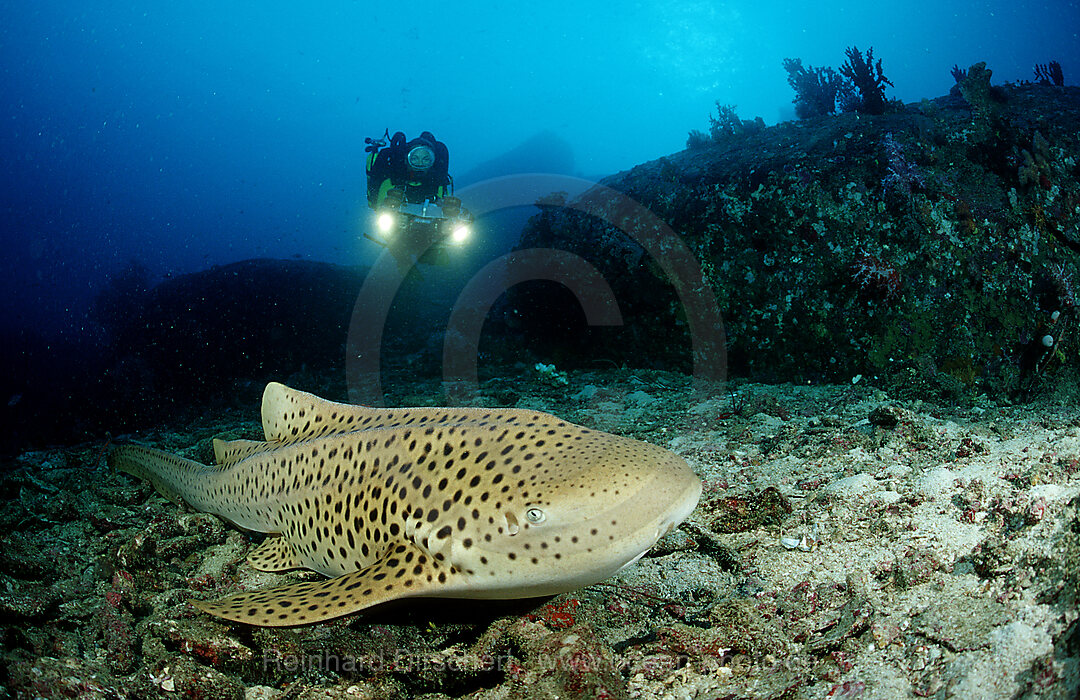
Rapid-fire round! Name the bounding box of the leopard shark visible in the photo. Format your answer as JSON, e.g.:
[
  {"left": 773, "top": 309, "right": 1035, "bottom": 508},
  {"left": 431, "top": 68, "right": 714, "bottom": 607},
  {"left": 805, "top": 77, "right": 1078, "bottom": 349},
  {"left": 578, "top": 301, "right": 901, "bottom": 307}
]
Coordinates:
[{"left": 110, "top": 382, "right": 701, "bottom": 626}]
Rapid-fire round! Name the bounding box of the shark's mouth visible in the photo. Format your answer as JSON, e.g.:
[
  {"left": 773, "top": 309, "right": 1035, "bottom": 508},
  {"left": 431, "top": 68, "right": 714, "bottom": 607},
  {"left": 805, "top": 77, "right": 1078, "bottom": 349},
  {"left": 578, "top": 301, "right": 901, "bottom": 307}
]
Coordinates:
[
  {"left": 614, "top": 549, "right": 649, "bottom": 574},
  {"left": 656, "top": 476, "right": 702, "bottom": 539},
  {"left": 610, "top": 476, "right": 702, "bottom": 576},
  {"left": 641, "top": 475, "right": 702, "bottom": 552}
]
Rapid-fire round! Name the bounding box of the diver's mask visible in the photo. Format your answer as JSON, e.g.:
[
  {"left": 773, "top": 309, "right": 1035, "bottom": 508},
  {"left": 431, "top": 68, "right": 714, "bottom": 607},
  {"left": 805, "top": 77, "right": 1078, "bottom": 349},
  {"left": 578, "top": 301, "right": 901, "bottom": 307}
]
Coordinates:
[{"left": 407, "top": 144, "right": 436, "bottom": 173}]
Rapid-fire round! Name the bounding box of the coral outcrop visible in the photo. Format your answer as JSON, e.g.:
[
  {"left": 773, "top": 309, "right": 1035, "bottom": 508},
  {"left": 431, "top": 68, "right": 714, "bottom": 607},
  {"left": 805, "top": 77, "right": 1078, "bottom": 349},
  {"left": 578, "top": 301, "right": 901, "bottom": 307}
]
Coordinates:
[{"left": 503, "top": 82, "right": 1080, "bottom": 402}]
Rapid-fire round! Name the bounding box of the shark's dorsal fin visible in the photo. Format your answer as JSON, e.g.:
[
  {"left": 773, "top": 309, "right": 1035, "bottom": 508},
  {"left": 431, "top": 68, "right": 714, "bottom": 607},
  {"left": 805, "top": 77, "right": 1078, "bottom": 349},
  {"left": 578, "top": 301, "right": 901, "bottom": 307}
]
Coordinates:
[
  {"left": 261, "top": 382, "right": 374, "bottom": 443},
  {"left": 262, "top": 382, "right": 583, "bottom": 446},
  {"left": 212, "top": 438, "right": 268, "bottom": 467}
]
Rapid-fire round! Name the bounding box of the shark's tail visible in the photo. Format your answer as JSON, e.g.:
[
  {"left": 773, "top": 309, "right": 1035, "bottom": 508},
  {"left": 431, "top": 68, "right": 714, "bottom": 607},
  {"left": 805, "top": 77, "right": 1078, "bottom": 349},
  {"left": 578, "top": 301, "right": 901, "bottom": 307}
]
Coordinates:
[{"left": 109, "top": 444, "right": 212, "bottom": 508}]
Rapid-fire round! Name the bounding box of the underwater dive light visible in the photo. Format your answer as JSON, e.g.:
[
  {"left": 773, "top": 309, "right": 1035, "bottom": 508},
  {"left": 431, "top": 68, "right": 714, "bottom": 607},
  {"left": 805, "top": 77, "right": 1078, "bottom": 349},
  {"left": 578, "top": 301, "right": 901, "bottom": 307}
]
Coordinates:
[
  {"left": 376, "top": 211, "right": 396, "bottom": 235},
  {"left": 450, "top": 223, "right": 471, "bottom": 245}
]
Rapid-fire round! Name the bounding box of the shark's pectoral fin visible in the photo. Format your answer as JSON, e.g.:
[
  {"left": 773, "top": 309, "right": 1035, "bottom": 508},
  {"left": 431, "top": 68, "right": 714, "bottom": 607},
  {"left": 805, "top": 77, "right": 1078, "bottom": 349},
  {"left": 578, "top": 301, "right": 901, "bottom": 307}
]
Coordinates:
[
  {"left": 246, "top": 536, "right": 304, "bottom": 572},
  {"left": 193, "top": 541, "right": 459, "bottom": 626}
]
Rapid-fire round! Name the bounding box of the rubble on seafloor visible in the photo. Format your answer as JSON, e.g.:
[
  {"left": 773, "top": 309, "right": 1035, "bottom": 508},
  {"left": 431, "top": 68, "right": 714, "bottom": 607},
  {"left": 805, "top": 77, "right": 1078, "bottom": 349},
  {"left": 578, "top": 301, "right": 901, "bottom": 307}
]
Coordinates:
[{"left": 1, "top": 368, "right": 1078, "bottom": 699}]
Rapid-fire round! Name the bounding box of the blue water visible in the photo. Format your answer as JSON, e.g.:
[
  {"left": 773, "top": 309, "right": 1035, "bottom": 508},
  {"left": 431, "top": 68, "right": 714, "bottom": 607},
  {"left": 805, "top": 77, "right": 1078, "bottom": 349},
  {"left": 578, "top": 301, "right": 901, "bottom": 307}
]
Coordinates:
[{"left": 3, "top": 1, "right": 1079, "bottom": 337}]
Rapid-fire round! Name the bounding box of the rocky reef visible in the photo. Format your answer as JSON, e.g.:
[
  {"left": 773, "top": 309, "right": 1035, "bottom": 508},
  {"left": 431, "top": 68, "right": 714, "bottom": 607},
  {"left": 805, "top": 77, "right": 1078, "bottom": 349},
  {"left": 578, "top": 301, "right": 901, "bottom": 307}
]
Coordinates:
[
  {"left": 2, "top": 259, "right": 370, "bottom": 454},
  {"left": 506, "top": 80, "right": 1080, "bottom": 403},
  {"left": 100, "top": 258, "right": 369, "bottom": 401}
]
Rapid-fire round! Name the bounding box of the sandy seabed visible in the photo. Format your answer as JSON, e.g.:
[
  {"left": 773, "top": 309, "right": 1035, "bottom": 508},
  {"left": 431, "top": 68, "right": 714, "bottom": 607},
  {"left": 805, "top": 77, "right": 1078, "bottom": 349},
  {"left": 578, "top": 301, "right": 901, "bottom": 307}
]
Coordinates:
[{"left": 2, "top": 371, "right": 1077, "bottom": 699}]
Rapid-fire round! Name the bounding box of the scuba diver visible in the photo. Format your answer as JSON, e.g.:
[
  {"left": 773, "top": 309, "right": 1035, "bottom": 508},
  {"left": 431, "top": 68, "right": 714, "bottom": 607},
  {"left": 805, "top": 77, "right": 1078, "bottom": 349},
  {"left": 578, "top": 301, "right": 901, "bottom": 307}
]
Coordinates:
[
  {"left": 364, "top": 130, "right": 472, "bottom": 271},
  {"left": 366, "top": 130, "right": 449, "bottom": 208}
]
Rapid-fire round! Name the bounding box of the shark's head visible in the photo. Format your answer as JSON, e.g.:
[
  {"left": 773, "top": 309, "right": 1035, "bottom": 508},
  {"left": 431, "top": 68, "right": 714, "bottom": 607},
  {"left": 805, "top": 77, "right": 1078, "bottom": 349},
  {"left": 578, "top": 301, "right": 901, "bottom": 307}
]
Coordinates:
[{"left": 443, "top": 427, "right": 702, "bottom": 598}]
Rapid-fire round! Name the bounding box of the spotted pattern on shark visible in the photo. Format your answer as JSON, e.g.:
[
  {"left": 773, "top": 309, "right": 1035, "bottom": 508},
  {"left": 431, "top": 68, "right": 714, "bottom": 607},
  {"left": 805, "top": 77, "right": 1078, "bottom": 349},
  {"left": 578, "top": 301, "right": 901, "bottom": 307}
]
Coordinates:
[{"left": 110, "top": 382, "right": 701, "bottom": 626}]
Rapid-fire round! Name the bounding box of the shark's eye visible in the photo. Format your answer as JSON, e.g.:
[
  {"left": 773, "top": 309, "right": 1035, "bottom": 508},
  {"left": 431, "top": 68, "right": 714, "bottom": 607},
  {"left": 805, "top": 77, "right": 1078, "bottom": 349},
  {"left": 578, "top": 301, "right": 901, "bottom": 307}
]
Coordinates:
[{"left": 525, "top": 507, "right": 546, "bottom": 524}]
